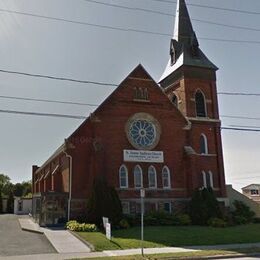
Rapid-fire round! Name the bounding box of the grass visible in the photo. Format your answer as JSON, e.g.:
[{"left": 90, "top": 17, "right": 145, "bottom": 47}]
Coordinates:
[{"left": 77, "top": 224, "right": 260, "bottom": 251}]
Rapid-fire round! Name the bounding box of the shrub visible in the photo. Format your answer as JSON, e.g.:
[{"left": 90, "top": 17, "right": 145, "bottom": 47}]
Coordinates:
[
  {"left": 0, "top": 189, "right": 3, "bottom": 213},
  {"left": 253, "top": 217, "right": 260, "bottom": 223},
  {"left": 86, "top": 176, "right": 122, "bottom": 227},
  {"left": 190, "top": 188, "right": 222, "bottom": 225},
  {"left": 66, "top": 220, "right": 97, "bottom": 232},
  {"left": 177, "top": 214, "right": 192, "bottom": 226},
  {"left": 232, "top": 200, "right": 255, "bottom": 224},
  {"left": 208, "top": 217, "right": 227, "bottom": 228},
  {"left": 6, "top": 191, "right": 14, "bottom": 213},
  {"left": 119, "top": 219, "right": 130, "bottom": 229}
]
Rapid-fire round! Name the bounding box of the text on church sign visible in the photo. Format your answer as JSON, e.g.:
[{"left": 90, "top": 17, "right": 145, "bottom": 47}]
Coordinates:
[{"left": 123, "top": 150, "right": 164, "bottom": 163}]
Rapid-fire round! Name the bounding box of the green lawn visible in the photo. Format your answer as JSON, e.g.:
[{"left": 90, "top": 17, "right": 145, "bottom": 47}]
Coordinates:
[{"left": 77, "top": 224, "right": 260, "bottom": 251}]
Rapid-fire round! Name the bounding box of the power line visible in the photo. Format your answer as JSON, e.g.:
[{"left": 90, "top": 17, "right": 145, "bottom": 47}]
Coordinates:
[
  {"left": 221, "top": 127, "right": 260, "bottom": 132},
  {"left": 0, "top": 109, "right": 87, "bottom": 120},
  {"left": 221, "top": 115, "right": 260, "bottom": 121},
  {"left": 0, "top": 95, "right": 98, "bottom": 107},
  {"left": 148, "top": 0, "right": 260, "bottom": 15},
  {"left": 218, "top": 92, "right": 260, "bottom": 97},
  {"left": 0, "top": 69, "right": 117, "bottom": 87},
  {"left": 84, "top": 0, "right": 260, "bottom": 33},
  {"left": 0, "top": 8, "right": 260, "bottom": 44}
]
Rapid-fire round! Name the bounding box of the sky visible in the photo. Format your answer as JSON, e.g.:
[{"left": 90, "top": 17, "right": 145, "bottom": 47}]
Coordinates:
[{"left": 0, "top": 0, "right": 260, "bottom": 192}]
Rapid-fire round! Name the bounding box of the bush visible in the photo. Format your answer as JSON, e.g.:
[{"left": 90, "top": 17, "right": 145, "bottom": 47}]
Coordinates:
[
  {"left": 86, "top": 176, "right": 122, "bottom": 227},
  {"left": 232, "top": 200, "right": 255, "bottom": 224},
  {"left": 208, "top": 218, "right": 227, "bottom": 228},
  {"left": 253, "top": 217, "right": 260, "bottom": 223},
  {"left": 66, "top": 220, "right": 97, "bottom": 232},
  {"left": 119, "top": 219, "right": 130, "bottom": 229},
  {"left": 190, "top": 188, "right": 222, "bottom": 225},
  {"left": 176, "top": 214, "right": 192, "bottom": 226}
]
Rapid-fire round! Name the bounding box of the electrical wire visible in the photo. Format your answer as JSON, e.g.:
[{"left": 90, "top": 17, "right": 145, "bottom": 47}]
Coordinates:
[
  {"left": 0, "top": 8, "right": 259, "bottom": 44},
  {"left": 148, "top": 0, "right": 260, "bottom": 15},
  {"left": 83, "top": 0, "right": 260, "bottom": 32}
]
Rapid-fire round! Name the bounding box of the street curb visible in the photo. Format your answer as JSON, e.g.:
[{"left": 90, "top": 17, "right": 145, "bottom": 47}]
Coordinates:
[
  {"left": 69, "top": 230, "right": 95, "bottom": 252},
  {"left": 20, "top": 227, "right": 44, "bottom": 234}
]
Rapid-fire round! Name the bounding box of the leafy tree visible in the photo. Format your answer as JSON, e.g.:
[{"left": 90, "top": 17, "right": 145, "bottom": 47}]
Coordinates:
[
  {"left": 6, "top": 191, "right": 14, "bottom": 213},
  {"left": 86, "top": 176, "right": 122, "bottom": 227},
  {"left": 232, "top": 200, "right": 255, "bottom": 224},
  {"left": 13, "top": 181, "right": 32, "bottom": 197},
  {"left": 190, "top": 188, "right": 222, "bottom": 225},
  {"left": 0, "top": 188, "right": 3, "bottom": 213},
  {"left": 0, "top": 174, "right": 12, "bottom": 196}
]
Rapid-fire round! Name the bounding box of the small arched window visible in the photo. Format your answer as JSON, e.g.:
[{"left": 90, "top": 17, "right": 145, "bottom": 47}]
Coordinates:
[
  {"left": 172, "top": 94, "right": 178, "bottom": 107},
  {"left": 162, "top": 166, "right": 171, "bottom": 189},
  {"left": 202, "top": 171, "right": 213, "bottom": 188},
  {"left": 119, "top": 165, "right": 128, "bottom": 188},
  {"left": 134, "top": 165, "right": 143, "bottom": 189},
  {"left": 195, "top": 90, "right": 207, "bottom": 117},
  {"left": 148, "top": 165, "right": 157, "bottom": 189},
  {"left": 200, "top": 134, "right": 208, "bottom": 154}
]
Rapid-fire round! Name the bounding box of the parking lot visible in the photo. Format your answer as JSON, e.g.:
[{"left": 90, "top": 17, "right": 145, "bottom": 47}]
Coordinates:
[{"left": 0, "top": 214, "right": 56, "bottom": 256}]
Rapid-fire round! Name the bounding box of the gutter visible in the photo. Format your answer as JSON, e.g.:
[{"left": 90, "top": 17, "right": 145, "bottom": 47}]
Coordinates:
[{"left": 63, "top": 150, "right": 73, "bottom": 221}]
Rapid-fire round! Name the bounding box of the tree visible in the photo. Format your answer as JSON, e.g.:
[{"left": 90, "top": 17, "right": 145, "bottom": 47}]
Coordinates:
[
  {"left": 0, "top": 174, "right": 12, "bottom": 196},
  {"left": 6, "top": 191, "right": 14, "bottom": 214},
  {"left": 13, "top": 181, "right": 32, "bottom": 197},
  {"left": 86, "top": 176, "right": 122, "bottom": 227},
  {"left": 0, "top": 187, "right": 3, "bottom": 213},
  {"left": 190, "top": 188, "right": 222, "bottom": 225},
  {"left": 232, "top": 200, "right": 255, "bottom": 224}
]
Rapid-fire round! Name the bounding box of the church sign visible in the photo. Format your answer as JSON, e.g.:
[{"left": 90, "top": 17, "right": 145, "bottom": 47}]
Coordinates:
[{"left": 123, "top": 150, "right": 164, "bottom": 163}]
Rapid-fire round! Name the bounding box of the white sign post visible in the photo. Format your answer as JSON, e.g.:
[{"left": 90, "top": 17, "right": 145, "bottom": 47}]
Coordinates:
[{"left": 106, "top": 223, "right": 111, "bottom": 240}]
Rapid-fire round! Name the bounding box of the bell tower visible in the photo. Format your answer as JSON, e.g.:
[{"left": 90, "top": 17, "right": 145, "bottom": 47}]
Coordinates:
[{"left": 159, "top": 0, "right": 226, "bottom": 197}]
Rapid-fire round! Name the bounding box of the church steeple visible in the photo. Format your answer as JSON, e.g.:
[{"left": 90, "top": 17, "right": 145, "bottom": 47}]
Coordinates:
[{"left": 159, "top": 0, "right": 217, "bottom": 84}]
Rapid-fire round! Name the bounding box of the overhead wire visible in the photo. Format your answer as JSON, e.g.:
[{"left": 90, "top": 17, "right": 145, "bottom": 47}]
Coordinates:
[
  {"left": 83, "top": 0, "right": 260, "bottom": 33},
  {"left": 0, "top": 7, "right": 259, "bottom": 44}
]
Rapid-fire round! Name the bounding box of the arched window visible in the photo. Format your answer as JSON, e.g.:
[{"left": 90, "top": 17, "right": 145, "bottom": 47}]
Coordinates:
[
  {"left": 202, "top": 171, "right": 213, "bottom": 188},
  {"left": 119, "top": 165, "right": 128, "bottom": 188},
  {"left": 195, "top": 90, "right": 207, "bottom": 117},
  {"left": 200, "top": 134, "right": 208, "bottom": 154},
  {"left": 148, "top": 165, "right": 157, "bottom": 189},
  {"left": 134, "top": 165, "right": 143, "bottom": 189},
  {"left": 162, "top": 166, "right": 171, "bottom": 189},
  {"left": 172, "top": 94, "right": 178, "bottom": 107}
]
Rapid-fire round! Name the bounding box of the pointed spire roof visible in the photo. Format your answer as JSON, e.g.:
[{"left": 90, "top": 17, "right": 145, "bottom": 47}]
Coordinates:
[{"left": 159, "top": 0, "right": 218, "bottom": 83}]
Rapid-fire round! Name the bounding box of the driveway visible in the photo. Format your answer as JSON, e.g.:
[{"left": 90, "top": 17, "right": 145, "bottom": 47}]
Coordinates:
[{"left": 0, "top": 214, "right": 56, "bottom": 256}]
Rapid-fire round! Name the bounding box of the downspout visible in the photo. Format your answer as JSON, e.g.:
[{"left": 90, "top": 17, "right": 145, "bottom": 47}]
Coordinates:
[{"left": 63, "top": 151, "right": 72, "bottom": 221}]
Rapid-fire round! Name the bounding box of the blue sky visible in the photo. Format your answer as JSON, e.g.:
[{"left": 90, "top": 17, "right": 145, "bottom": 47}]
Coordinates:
[{"left": 0, "top": 0, "right": 260, "bottom": 192}]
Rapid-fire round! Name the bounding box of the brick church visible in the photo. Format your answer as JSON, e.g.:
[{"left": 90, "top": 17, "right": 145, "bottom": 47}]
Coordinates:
[{"left": 32, "top": 0, "right": 227, "bottom": 226}]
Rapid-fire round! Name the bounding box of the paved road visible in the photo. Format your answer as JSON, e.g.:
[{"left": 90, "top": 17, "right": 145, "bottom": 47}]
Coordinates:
[{"left": 0, "top": 214, "right": 56, "bottom": 256}]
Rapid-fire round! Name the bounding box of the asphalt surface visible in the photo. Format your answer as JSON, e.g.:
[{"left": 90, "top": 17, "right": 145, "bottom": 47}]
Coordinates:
[{"left": 0, "top": 214, "right": 56, "bottom": 256}]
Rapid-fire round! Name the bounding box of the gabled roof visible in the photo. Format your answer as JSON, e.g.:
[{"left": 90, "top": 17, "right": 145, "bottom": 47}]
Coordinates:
[
  {"left": 242, "top": 184, "right": 260, "bottom": 190},
  {"left": 159, "top": 0, "right": 218, "bottom": 83}
]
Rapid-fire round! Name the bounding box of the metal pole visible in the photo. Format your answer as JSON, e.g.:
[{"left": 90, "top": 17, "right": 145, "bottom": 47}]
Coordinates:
[{"left": 141, "top": 189, "right": 144, "bottom": 257}]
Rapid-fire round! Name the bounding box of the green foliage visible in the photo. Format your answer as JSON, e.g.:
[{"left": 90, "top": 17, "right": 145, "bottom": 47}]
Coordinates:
[
  {"left": 86, "top": 176, "right": 122, "bottom": 227},
  {"left": 0, "top": 188, "right": 3, "bottom": 213},
  {"left": 253, "top": 217, "right": 260, "bottom": 223},
  {"left": 13, "top": 181, "right": 32, "bottom": 197},
  {"left": 6, "top": 191, "right": 14, "bottom": 213},
  {"left": 232, "top": 200, "right": 255, "bottom": 225},
  {"left": 177, "top": 214, "right": 192, "bottom": 226},
  {"left": 0, "top": 174, "right": 12, "bottom": 196},
  {"left": 190, "top": 188, "right": 222, "bottom": 225},
  {"left": 208, "top": 218, "right": 227, "bottom": 228},
  {"left": 119, "top": 219, "right": 130, "bottom": 229},
  {"left": 66, "top": 220, "right": 97, "bottom": 232}
]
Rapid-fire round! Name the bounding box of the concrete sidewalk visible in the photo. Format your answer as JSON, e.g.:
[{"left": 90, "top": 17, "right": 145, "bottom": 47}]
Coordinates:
[{"left": 19, "top": 217, "right": 91, "bottom": 254}]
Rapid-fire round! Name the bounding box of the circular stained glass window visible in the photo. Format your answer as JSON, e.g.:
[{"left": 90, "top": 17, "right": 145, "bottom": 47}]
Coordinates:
[
  {"left": 126, "top": 113, "right": 161, "bottom": 150},
  {"left": 129, "top": 120, "right": 156, "bottom": 148}
]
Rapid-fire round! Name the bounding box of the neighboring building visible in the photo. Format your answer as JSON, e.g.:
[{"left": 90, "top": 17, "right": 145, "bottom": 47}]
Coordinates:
[
  {"left": 226, "top": 185, "right": 260, "bottom": 217},
  {"left": 242, "top": 184, "right": 260, "bottom": 204},
  {"left": 32, "top": 0, "right": 227, "bottom": 226},
  {"left": 14, "top": 197, "right": 32, "bottom": 215}
]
